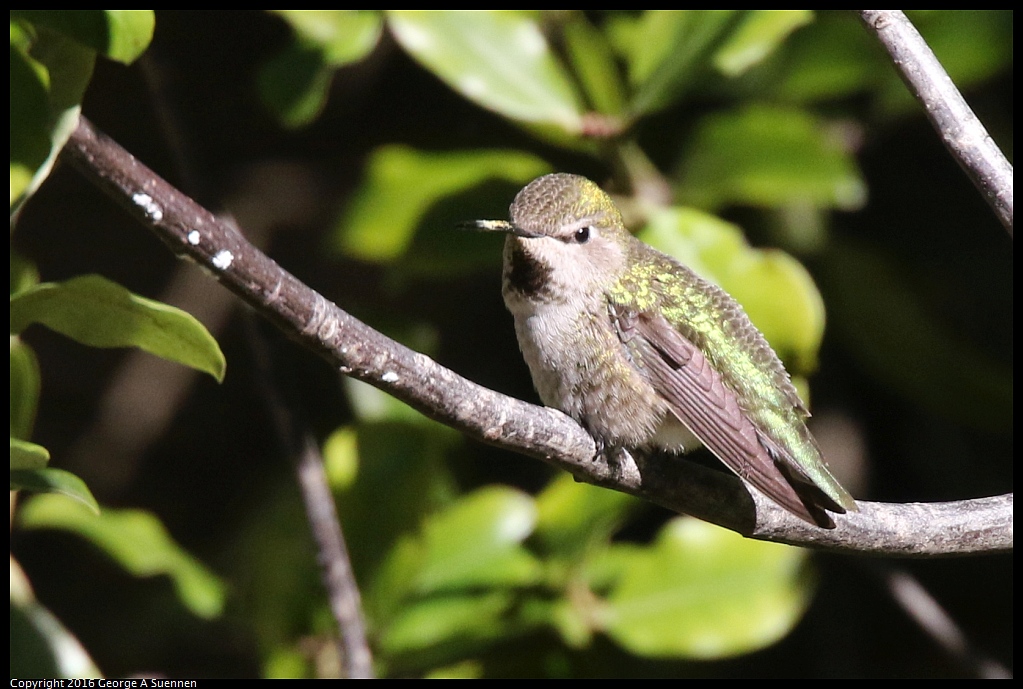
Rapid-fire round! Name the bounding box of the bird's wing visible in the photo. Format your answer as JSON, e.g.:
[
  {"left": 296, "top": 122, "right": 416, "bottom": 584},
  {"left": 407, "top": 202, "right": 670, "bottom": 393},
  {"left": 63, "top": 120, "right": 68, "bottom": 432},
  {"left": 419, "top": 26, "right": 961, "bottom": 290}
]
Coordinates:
[{"left": 613, "top": 306, "right": 835, "bottom": 527}]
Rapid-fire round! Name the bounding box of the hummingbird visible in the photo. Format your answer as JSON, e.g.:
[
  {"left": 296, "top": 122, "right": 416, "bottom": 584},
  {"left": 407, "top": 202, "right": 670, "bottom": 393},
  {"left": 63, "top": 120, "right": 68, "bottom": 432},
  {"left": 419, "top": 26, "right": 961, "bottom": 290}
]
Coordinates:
[{"left": 470, "top": 173, "right": 856, "bottom": 528}]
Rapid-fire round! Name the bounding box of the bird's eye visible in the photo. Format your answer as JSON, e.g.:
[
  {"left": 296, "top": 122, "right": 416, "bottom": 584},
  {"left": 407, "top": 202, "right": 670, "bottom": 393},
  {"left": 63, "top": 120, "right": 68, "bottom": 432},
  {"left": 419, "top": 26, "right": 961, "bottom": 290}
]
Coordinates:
[{"left": 574, "top": 226, "right": 592, "bottom": 243}]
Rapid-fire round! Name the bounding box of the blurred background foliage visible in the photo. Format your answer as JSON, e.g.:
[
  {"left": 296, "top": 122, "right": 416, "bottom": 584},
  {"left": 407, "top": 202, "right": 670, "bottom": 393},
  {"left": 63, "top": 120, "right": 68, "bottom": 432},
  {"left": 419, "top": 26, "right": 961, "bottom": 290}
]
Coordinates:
[{"left": 10, "top": 10, "right": 1012, "bottom": 678}]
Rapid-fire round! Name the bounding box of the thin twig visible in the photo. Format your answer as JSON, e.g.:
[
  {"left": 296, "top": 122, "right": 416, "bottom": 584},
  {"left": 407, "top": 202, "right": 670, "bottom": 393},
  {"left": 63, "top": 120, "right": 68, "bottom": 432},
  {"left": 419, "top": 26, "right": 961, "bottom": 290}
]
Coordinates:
[
  {"left": 295, "top": 435, "right": 375, "bottom": 678},
  {"left": 863, "top": 564, "right": 1012, "bottom": 678},
  {"left": 246, "top": 316, "right": 374, "bottom": 679},
  {"left": 60, "top": 116, "right": 1012, "bottom": 556},
  {"left": 136, "top": 53, "right": 375, "bottom": 675},
  {"left": 858, "top": 10, "right": 1013, "bottom": 236}
]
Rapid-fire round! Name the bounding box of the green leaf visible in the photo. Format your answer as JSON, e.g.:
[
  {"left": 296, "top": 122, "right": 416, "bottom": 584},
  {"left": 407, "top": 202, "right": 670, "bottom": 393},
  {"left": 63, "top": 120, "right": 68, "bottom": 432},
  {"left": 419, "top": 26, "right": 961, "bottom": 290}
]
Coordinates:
[
  {"left": 10, "top": 275, "right": 226, "bottom": 382},
  {"left": 772, "top": 12, "right": 879, "bottom": 102},
  {"left": 11, "top": 10, "right": 154, "bottom": 64},
  {"left": 414, "top": 486, "right": 541, "bottom": 594},
  {"left": 271, "top": 10, "right": 382, "bottom": 65},
  {"left": 10, "top": 252, "right": 41, "bottom": 296},
  {"left": 11, "top": 557, "right": 101, "bottom": 678},
  {"left": 387, "top": 11, "right": 585, "bottom": 133},
  {"left": 602, "top": 518, "right": 811, "bottom": 659},
  {"left": 257, "top": 42, "right": 335, "bottom": 129},
  {"left": 379, "top": 591, "right": 518, "bottom": 657},
  {"left": 321, "top": 425, "right": 359, "bottom": 491},
  {"left": 19, "top": 495, "right": 227, "bottom": 619},
  {"left": 344, "top": 377, "right": 437, "bottom": 426},
  {"left": 11, "top": 467, "right": 98, "bottom": 514},
  {"left": 677, "top": 104, "right": 866, "bottom": 212},
  {"left": 367, "top": 487, "right": 542, "bottom": 662},
  {"left": 10, "top": 337, "right": 41, "bottom": 439},
  {"left": 10, "top": 37, "right": 56, "bottom": 207},
  {"left": 615, "top": 10, "right": 738, "bottom": 116},
  {"left": 533, "top": 473, "right": 638, "bottom": 559},
  {"left": 876, "top": 11, "right": 1015, "bottom": 115},
  {"left": 560, "top": 13, "right": 627, "bottom": 116},
  {"left": 712, "top": 10, "right": 812, "bottom": 77},
  {"left": 333, "top": 145, "right": 549, "bottom": 264},
  {"left": 639, "top": 206, "right": 825, "bottom": 371},
  {"left": 10, "top": 26, "right": 93, "bottom": 211},
  {"left": 335, "top": 421, "right": 460, "bottom": 618},
  {"left": 10, "top": 437, "right": 50, "bottom": 470},
  {"left": 774, "top": 11, "right": 1012, "bottom": 110},
  {"left": 223, "top": 485, "right": 324, "bottom": 663},
  {"left": 424, "top": 660, "right": 484, "bottom": 680},
  {"left": 911, "top": 11, "right": 1013, "bottom": 90},
  {"left": 260, "top": 11, "right": 383, "bottom": 127},
  {"left": 11, "top": 11, "right": 153, "bottom": 209}
]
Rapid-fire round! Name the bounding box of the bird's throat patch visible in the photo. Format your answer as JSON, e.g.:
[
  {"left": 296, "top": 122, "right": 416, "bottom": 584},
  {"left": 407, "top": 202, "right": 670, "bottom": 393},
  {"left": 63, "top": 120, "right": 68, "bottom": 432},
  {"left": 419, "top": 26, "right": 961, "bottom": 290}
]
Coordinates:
[{"left": 506, "top": 242, "right": 554, "bottom": 301}]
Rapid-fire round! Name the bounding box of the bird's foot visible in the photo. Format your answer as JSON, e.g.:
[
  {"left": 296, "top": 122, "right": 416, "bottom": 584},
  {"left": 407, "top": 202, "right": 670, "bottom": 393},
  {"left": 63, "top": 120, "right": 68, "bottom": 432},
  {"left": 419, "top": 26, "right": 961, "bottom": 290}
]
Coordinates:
[{"left": 593, "top": 440, "right": 635, "bottom": 483}]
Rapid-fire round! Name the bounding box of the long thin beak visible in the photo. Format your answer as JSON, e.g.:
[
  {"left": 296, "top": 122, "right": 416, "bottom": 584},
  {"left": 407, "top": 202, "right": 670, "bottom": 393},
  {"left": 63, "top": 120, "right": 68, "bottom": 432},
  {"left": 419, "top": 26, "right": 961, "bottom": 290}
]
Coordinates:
[{"left": 460, "top": 219, "right": 542, "bottom": 239}]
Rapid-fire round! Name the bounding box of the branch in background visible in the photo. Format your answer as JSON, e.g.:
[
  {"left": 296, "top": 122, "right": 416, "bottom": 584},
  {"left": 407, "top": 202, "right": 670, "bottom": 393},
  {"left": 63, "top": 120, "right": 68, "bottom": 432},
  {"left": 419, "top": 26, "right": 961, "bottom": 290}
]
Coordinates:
[
  {"left": 294, "top": 435, "right": 374, "bottom": 678},
  {"left": 139, "top": 46, "right": 375, "bottom": 674},
  {"left": 858, "top": 10, "right": 1014, "bottom": 236},
  {"left": 60, "top": 117, "right": 1012, "bottom": 556},
  {"left": 246, "top": 315, "right": 374, "bottom": 679},
  {"left": 863, "top": 564, "right": 1012, "bottom": 678}
]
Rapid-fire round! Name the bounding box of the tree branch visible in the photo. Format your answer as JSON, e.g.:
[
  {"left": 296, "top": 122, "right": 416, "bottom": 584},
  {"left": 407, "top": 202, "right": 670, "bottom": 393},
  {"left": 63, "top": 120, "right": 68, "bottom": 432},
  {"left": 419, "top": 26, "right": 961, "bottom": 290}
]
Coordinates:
[
  {"left": 59, "top": 116, "right": 1012, "bottom": 556},
  {"left": 858, "top": 10, "right": 1013, "bottom": 236}
]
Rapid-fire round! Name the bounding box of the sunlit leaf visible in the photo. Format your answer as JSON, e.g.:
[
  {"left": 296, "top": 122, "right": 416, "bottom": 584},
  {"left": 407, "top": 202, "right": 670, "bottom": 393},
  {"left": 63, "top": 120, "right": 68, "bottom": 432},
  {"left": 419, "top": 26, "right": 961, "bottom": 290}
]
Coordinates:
[
  {"left": 367, "top": 486, "right": 538, "bottom": 616},
  {"left": 561, "top": 13, "right": 626, "bottom": 116},
  {"left": 10, "top": 275, "right": 226, "bottom": 382},
  {"left": 602, "top": 518, "right": 811, "bottom": 659},
  {"left": 10, "top": 438, "right": 50, "bottom": 470},
  {"left": 533, "top": 473, "right": 638, "bottom": 558},
  {"left": 344, "top": 377, "right": 438, "bottom": 426},
  {"left": 388, "top": 11, "right": 585, "bottom": 132},
  {"left": 10, "top": 38, "right": 56, "bottom": 207},
  {"left": 640, "top": 206, "right": 825, "bottom": 371},
  {"left": 677, "top": 105, "right": 866, "bottom": 212},
  {"left": 10, "top": 337, "right": 41, "bottom": 439},
  {"left": 713, "top": 10, "right": 812, "bottom": 77},
  {"left": 367, "top": 488, "right": 542, "bottom": 662},
  {"left": 425, "top": 660, "right": 484, "bottom": 679},
  {"left": 11, "top": 467, "right": 98, "bottom": 514},
  {"left": 414, "top": 486, "right": 541, "bottom": 594},
  {"left": 726, "top": 250, "right": 825, "bottom": 373},
  {"left": 321, "top": 426, "right": 359, "bottom": 491},
  {"left": 773, "top": 11, "right": 1012, "bottom": 111},
  {"left": 260, "top": 11, "right": 383, "bottom": 127},
  {"left": 271, "top": 10, "right": 382, "bottom": 65},
  {"left": 11, "top": 12, "right": 152, "bottom": 209},
  {"left": 773, "top": 12, "right": 878, "bottom": 102},
  {"left": 10, "top": 26, "right": 92, "bottom": 210},
  {"left": 19, "top": 495, "right": 227, "bottom": 619},
  {"left": 379, "top": 590, "right": 517, "bottom": 657},
  {"left": 10, "top": 252, "right": 41, "bottom": 296},
  {"left": 11, "top": 10, "right": 154, "bottom": 64},
  {"left": 334, "top": 145, "right": 548, "bottom": 263},
  {"left": 340, "top": 421, "right": 460, "bottom": 616},
  {"left": 615, "top": 10, "right": 737, "bottom": 116},
  {"left": 263, "top": 647, "right": 313, "bottom": 680}
]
